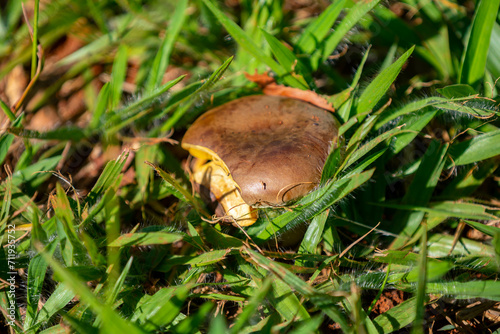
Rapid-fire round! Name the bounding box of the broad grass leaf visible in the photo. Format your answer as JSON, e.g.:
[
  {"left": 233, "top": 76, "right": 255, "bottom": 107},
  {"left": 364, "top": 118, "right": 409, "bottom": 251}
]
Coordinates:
[
  {"left": 295, "top": 0, "right": 346, "bottom": 55},
  {"left": 426, "top": 281, "right": 500, "bottom": 301},
  {"left": 389, "top": 107, "right": 438, "bottom": 155},
  {"left": 448, "top": 129, "right": 500, "bottom": 166},
  {"left": 11, "top": 155, "right": 61, "bottom": 189},
  {"left": 437, "top": 84, "right": 477, "bottom": 98},
  {"left": 464, "top": 220, "right": 500, "bottom": 238},
  {"left": 262, "top": 30, "right": 310, "bottom": 89},
  {"left": 106, "top": 75, "right": 186, "bottom": 134},
  {"left": 89, "top": 82, "right": 110, "bottom": 129},
  {"left": 297, "top": 209, "right": 329, "bottom": 267},
  {"left": 201, "top": 0, "right": 304, "bottom": 88},
  {"left": 208, "top": 315, "right": 230, "bottom": 334},
  {"left": 110, "top": 45, "right": 128, "bottom": 109},
  {"left": 390, "top": 141, "right": 448, "bottom": 249},
  {"left": 131, "top": 285, "right": 191, "bottom": 331},
  {"left": 156, "top": 249, "right": 236, "bottom": 271},
  {"left": 230, "top": 278, "right": 271, "bottom": 333},
  {"left": 159, "top": 56, "right": 233, "bottom": 132},
  {"left": 37, "top": 246, "right": 147, "bottom": 334},
  {"left": 173, "top": 302, "right": 213, "bottom": 334},
  {"left": 26, "top": 283, "right": 75, "bottom": 332},
  {"left": 108, "top": 232, "right": 184, "bottom": 247},
  {"left": 459, "top": 0, "right": 500, "bottom": 87},
  {"left": 373, "top": 297, "right": 417, "bottom": 333},
  {"left": 0, "top": 114, "right": 21, "bottom": 165},
  {"left": 314, "top": 0, "right": 381, "bottom": 70},
  {"left": 85, "top": 151, "right": 128, "bottom": 207},
  {"left": 8, "top": 127, "right": 87, "bottom": 142},
  {"left": 355, "top": 46, "right": 414, "bottom": 118},
  {"left": 256, "top": 169, "right": 374, "bottom": 241},
  {"left": 486, "top": 22, "right": 500, "bottom": 86},
  {"left": 439, "top": 160, "right": 498, "bottom": 199},
  {"left": 23, "top": 241, "right": 58, "bottom": 331},
  {"left": 425, "top": 234, "right": 494, "bottom": 258},
  {"left": 145, "top": 0, "right": 188, "bottom": 93}
]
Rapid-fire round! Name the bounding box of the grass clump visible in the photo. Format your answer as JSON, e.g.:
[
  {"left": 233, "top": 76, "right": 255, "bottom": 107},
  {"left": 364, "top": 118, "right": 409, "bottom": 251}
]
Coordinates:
[{"left": 1, "top": 0, "right": 500, "bottom": 333}]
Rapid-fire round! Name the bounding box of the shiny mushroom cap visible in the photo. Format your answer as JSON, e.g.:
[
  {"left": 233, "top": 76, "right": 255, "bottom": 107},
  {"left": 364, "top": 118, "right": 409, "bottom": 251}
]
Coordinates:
[{"left": 182, "top": 95, "right": 339, "bottom": 225}]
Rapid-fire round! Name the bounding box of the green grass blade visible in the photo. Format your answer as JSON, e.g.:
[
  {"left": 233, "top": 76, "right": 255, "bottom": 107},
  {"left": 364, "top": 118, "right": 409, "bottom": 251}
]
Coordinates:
[
  {"left": 440, "top": 160, "right": 498, "bottom": 199},
  {"left": 230, "top": 277, "right": 272, "bottom": 333},
  {"left": 256, "top": 169, "right": 374, "bottom": 241},
  {"left": 343, "top": 125, "right": 407, "bottom": 170},
  {"left": 464, "top": 220, "right": 500, "bottom": 238},
  {"left": 372, "top": 297, "right": 417, "bottom": 333},
  {"left": 448, "top": 129, "right": 500, "bottom": 166},
  {"left": 145, "top": 0, "right": 188, "bottom": 93},
  {"left": 145, "top": 162, "right": 206, "bottom": 215},
  {"left": 377, "top": 201, "right": 498, "bottom": 221},
  {"left": 131, "top": 285, "right": 191, "bottom": 331},
  {"left": 61, "top": 314, "right": 98, "bottom": 334},
  {"left": 30, "top": 0, "right": 39, "bottom": 79},
  {"left": 24, "top": 241, "right": 58, "bottom": 331},
  {"left": 28, "top": 283, "right": 75, "bottom": 331},
  {"left": 459, "top": 0, "right": 500, "bottom": 87},
  {"left": 173, "top": 302, "right": 213, "bottom": 334},
  {"left": 80, "top": 186, "right": 116, "bottom": 228},
  {"left": 411, "top": 225, "right": 427, "bottom": 334},
  {"left": 390, "top": 141, "right": 449, "bottom": 248},
  {"left": 389, "top": 108, "right": 438, "bottom": 155},
  {"left": 296, "top": 209, "right": 329, "bottom": 266},
  {"left": 201, "top": 0, "right": 304, "bottom": 88},
  {"left": 245, "top": 249, "right": 351, "bottom": 330},
  {"left": 436, "top": 84, "right": 477, "bottom": 98},
  {"left": 85, "top": 151, "right": 128, "bottom": 206},
  {"left": 425, "top": 281, "right": 500, "bottom": 300},
  {"left": 261, "top": 30, "right": 310, "bottom": 89},
  {"left": 355, "top": 46, "right": 414, "bottom": 117},
  {"left": 110, "top": 45, "right": 128, "bottom": 109},
  {"left": 0, "top": 98, "right": 16, "bottom": 121},
  {"left": 374, "top": 96, "right": 447, "bottom": 130},
  {"left": 106, "top": 74, "right": 186, "bottom": 134},
  {"left": 12, "top": 155, "right": 61, "bottom": 188},
  {"left": 36, "top": 245, "right": 147, "bottom": 334},
  {"left": 159, "top": 57, "right": 233, "bottom": 132},
  {"left": 0, "top": 170, "right": 12, "bottom": 224},
  {"left": 320, "top": 146, "right": 342, "bottom": 184},
  {"left": 0, "top": 116, "right": 18, "bottom": 165},
  {"left": 295, "top": 0, "right": 346, "bottom": 55},
  {"left": 108, "top": 232, "right": 184, "bottom": 247},
  {"left": 486, "top": 22, "right": 500, "bottom": 88},
  {"left": 89, "top": 82, "right": 110, "bottom": 129},
  {"left": 8, "top": 126, "right": 87, "bottom": 142},
  {"left": 314, "top": 0, "right": 381, "bottom": 70},
  {"left": 106, "top": 256, "right": 133, "bottom": 305}
]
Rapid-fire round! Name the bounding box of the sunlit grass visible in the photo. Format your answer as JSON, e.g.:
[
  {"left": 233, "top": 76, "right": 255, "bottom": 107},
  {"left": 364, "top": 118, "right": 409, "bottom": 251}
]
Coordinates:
[{"left": 1, "top": 0, "right": 500, "bottom": 333}]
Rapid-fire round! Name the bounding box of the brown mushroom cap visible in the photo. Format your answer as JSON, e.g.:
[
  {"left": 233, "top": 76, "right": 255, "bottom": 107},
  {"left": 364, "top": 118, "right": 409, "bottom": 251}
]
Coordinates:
[{"left": 182, "top": 95, "right": 339, "bottom": 207}]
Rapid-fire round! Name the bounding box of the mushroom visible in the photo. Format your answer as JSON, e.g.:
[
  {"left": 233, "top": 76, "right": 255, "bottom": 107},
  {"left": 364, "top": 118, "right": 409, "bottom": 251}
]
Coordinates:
[{"left": 181, "top": 95, "right": 339, "bottom": 226}]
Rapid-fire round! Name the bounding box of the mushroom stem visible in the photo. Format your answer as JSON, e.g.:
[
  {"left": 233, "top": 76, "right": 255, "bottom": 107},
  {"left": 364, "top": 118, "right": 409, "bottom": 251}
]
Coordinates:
[{"left": 191, "top": 158, "right": 258, "bottom": 226}]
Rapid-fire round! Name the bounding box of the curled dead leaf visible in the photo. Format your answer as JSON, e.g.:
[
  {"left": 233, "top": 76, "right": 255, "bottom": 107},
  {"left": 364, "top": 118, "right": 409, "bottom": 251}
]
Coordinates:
[{"left": 244, "top": 71, "right": 335, "bottom": 112}]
